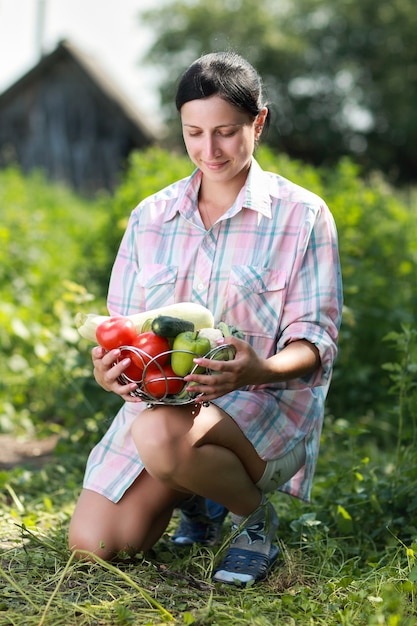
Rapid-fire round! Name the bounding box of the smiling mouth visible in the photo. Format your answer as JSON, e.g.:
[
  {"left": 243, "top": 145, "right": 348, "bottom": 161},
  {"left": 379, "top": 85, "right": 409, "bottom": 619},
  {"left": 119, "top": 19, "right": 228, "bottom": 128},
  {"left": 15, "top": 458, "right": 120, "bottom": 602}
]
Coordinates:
[{"left": 204, "top": 161, "right": 228, "bottom": 169}]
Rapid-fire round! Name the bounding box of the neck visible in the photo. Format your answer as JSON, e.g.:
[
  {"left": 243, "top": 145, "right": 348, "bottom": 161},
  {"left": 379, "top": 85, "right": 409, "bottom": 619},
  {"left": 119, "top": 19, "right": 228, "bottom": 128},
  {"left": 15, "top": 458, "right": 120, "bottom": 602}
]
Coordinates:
[
  {"left": 199, "top": 171, "right": 248, "bottom": 209},
  {"left": 198, "top": 164, "right": 250, "bottom": 228},
  {"left": 198, "top": 193, "right": 229, "bottom": 229}
]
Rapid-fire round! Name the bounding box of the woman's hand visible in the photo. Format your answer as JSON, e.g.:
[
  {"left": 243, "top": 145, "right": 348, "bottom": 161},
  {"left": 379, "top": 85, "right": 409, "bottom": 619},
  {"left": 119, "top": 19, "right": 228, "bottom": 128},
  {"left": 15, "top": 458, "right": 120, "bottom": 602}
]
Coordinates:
[
  {"left": 182, "top": 337, "right": 266, "bottom": 402},
  {"left": 92, "top": 346, "right": 142, "bottom": 403},
  {"left": 183, "top": 336, "right": 320, "bottom": 402}
]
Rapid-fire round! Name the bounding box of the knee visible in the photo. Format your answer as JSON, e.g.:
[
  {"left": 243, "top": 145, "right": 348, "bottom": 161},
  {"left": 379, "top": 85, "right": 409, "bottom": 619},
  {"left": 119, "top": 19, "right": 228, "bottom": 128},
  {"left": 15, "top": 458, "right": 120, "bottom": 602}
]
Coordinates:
[
  {"left": 68, "top": 528, "right": 101, "bottom": 561},
  {"left": 131, "top": 410, "right": 191, "bottom": 484},
  {"left": 68, "top": 518, "right": 116, "bottom": 561}
]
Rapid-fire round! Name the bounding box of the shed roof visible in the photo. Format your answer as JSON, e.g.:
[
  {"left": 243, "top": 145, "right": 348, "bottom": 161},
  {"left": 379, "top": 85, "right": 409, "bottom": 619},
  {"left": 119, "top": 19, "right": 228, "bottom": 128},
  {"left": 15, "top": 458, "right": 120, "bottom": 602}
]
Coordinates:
[{"left": 0, "top": 38, "right": 160, "bottom": 143}]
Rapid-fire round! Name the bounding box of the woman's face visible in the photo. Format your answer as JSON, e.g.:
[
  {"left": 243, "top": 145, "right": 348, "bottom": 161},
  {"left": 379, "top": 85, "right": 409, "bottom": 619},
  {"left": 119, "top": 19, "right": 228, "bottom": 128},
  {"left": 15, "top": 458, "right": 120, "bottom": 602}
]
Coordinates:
[{"left": 180, "top": 95, "right": 266, "bottom": 186}]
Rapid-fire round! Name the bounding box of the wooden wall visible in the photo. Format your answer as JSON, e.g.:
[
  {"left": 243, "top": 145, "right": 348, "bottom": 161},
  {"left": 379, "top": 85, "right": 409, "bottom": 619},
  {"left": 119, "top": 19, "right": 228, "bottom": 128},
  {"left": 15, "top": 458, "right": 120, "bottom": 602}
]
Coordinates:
[{"left": 0, "top": 50, "right": 154, "bottom": 194}]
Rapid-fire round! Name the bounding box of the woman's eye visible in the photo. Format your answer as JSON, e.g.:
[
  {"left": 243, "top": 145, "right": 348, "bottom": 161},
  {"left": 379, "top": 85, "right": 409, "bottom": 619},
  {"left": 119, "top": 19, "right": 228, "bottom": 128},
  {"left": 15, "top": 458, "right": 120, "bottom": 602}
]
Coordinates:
[{"left": 185, "top": 128, "right": 237, "bottom": 138}]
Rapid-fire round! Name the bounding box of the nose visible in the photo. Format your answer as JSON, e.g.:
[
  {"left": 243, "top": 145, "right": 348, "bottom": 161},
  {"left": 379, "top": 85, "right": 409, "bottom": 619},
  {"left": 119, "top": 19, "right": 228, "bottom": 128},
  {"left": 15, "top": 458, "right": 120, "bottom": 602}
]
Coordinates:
[{"left": 203, "top": 134, "right": 221, "bottom": 159}]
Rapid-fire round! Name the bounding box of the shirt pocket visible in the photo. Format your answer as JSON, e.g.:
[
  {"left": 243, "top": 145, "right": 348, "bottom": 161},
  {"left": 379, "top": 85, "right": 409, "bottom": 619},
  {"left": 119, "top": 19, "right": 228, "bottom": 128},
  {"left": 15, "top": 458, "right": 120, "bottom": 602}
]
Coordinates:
[
  {"left": 136, "top": 264, "right": 178, "bottom": 310},
  {"left": 225, "top": 265, "right": 287, "bottom": 339}
]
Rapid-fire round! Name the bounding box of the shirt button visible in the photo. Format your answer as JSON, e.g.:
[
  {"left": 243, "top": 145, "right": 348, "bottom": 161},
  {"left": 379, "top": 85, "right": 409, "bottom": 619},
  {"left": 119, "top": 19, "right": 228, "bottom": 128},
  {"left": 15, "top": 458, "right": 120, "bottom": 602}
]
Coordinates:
[{"left": 197, "top": 283, "right": 204, "bottom": 292}]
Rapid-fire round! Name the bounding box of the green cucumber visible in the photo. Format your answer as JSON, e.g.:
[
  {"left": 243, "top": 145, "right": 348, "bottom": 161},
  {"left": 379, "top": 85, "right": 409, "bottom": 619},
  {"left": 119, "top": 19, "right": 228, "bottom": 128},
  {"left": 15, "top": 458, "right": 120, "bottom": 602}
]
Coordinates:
[{"left": 151, "top": 315, "right": 195, "bottom": 338}]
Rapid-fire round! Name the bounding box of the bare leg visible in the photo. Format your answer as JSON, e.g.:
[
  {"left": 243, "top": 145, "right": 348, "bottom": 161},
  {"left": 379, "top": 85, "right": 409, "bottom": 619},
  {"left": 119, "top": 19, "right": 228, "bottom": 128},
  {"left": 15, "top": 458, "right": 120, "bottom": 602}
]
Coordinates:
[
  {"left": 68, "top": 470, "right": 186, "bottom": 560},
  {"left": 131, "top": 403, "right": 267, "bottom": 517}
]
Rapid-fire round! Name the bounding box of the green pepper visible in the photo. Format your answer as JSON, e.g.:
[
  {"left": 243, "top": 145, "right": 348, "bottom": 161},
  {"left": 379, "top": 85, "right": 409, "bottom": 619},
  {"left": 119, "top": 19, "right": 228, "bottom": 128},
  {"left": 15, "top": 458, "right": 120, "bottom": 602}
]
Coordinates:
[{"left": 171, "top": 331, "right": 211, "bottom": 377}]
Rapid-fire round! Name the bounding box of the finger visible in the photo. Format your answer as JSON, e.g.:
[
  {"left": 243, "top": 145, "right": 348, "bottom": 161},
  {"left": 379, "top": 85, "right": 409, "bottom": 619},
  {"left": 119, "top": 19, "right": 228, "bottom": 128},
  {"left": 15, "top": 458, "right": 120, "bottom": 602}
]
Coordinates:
[
  {"left": 122, "top": 388, "right": 143, "bottom": 402},
  {"left": 92, "top": 345, "right": 107, "bottom": 360},
  {"left": 191, "top": 356, "right": 232, "bottom": 373},
  {"left": 100, "top": 348, "right": 122, "bottom": 367},
  {"left": 110, "top": 357, "right": 134, "bottom": 379},
  {"left": 100, "top": 365, "right": 140, "bottom": 397},
  {"left": 184, "top": 372, "right": 227, "bottom": 397},
  {"left": 110, "top": 377, "right": 140, "bottom": 398}
]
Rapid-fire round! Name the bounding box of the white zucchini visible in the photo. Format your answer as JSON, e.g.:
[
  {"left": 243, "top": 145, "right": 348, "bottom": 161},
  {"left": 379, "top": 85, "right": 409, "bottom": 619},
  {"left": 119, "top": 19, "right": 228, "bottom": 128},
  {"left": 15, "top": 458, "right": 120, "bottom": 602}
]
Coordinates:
[{"left": 75, "top": 302, "right": 214, "bottom": 343}]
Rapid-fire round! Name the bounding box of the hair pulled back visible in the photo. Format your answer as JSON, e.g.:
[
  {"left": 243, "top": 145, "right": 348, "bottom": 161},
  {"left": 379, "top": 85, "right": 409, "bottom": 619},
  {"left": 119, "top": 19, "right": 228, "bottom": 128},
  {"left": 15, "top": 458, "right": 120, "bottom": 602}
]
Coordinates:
[{"left": 175, "top": 51, "right": 266, "bottom": 120}]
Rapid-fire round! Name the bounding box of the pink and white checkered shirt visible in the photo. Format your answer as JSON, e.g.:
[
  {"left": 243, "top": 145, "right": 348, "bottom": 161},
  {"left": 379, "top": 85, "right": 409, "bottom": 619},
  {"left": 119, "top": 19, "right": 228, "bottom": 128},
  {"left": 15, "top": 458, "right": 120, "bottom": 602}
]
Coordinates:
[{"left": 83, "top": 158, "right": 342, "bottom": 503}]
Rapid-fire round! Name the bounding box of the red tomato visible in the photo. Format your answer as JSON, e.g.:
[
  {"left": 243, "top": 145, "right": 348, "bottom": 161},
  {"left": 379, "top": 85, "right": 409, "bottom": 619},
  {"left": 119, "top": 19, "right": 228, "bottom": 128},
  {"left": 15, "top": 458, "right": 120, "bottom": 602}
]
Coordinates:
[
  {"left": 96, "top": 317, "right": 137, "bottom": 350},
  {"left": 143, "top": 365, "right": 185, "bottom": 399},
  {"left": 130, "top": 332, "right": 170, "bottom": 369},
  {"left": 119, "top": 332, "right": 170, "bottom": 383}
]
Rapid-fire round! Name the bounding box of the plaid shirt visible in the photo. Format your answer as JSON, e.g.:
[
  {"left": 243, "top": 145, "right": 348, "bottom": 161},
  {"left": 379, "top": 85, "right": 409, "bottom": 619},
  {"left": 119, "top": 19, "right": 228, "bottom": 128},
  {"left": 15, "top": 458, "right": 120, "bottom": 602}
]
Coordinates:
[{"left": 84, "top": 158, "right": 343, "bottom": 503}]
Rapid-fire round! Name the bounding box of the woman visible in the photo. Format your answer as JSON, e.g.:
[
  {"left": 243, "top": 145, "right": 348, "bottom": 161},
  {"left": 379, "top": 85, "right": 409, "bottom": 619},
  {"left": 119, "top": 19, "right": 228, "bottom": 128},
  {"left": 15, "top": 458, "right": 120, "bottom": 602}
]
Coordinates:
[{"left": 69, "top": 51, "right": 343, "bottom": 586}]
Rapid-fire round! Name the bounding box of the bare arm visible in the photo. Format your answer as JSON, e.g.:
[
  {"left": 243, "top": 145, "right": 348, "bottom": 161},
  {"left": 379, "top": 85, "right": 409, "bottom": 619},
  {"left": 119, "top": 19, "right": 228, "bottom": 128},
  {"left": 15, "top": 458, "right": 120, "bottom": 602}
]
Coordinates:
[
  {"left": 183, "top": 337, "right": 320, "bottom": 402},
  {"left": 257, "top": 339, "right": 320, "bottom": 384}
]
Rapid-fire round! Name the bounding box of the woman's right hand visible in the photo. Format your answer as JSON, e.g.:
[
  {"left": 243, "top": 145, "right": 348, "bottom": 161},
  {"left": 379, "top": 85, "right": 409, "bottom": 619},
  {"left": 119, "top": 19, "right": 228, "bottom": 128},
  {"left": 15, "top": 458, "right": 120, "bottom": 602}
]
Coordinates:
[{"left": 92, "top": 346, "right": 142, "bottom": 403}]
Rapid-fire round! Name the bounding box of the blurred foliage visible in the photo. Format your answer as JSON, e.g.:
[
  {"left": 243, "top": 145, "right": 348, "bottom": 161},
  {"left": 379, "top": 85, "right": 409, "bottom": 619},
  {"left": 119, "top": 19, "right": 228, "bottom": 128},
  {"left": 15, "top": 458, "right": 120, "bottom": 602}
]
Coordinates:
[
  {"left": 0, "top": 167, "right": 105, "bottom": 311},
  {"left": 314, "top": 327, "right": 417, "bottom": 550},
  {"left": 0, "top": 167, "right": 121, "bottom": 440},
  {"left": 141, "top": 0, "right": 417, "bottom": 182},
  {"left": 1, "top": 150, "right": 416, "bottom": 451}
]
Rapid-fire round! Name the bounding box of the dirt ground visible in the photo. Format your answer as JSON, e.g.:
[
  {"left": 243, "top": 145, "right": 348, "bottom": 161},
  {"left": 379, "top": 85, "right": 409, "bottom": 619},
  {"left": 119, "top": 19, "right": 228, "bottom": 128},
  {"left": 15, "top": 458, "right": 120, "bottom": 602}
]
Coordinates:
[{"left": 0, "top": 434, "right": 59, "bottom": 470}]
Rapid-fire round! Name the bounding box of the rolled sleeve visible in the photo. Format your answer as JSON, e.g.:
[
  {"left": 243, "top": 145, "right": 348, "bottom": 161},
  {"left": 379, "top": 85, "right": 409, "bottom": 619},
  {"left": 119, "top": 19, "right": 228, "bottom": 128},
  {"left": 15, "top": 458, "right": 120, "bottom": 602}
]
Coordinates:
[{"left": 277, "top": 203, "right": 343, "bottom": 389}]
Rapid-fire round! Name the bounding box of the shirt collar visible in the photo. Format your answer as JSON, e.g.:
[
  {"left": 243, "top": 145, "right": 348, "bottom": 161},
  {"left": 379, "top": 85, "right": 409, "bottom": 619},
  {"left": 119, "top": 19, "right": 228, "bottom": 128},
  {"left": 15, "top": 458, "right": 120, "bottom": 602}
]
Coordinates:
[
  {"left": 242, "top": 158, "right": 273, "bottom": 219},
  {"left": 162, "top": 168, "right": 202, "bottom": 223},
  {"left": 162, "top": 157, "right": 272, "bottom": 223}
]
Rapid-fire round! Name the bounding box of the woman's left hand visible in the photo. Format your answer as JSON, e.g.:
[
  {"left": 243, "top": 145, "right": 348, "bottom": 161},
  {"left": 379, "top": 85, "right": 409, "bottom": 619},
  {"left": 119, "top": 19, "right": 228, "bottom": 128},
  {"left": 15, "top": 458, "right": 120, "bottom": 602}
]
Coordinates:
[{"left": 183, "top": 336, "right": 266, "bottom": 402}]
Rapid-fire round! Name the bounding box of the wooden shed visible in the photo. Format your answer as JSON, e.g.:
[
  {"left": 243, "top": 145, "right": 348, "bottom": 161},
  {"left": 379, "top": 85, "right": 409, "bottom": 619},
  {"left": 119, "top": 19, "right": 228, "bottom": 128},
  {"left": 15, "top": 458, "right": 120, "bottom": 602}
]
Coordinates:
[{"left": 0, "top": 39, "right": 158, "bottom": 194}]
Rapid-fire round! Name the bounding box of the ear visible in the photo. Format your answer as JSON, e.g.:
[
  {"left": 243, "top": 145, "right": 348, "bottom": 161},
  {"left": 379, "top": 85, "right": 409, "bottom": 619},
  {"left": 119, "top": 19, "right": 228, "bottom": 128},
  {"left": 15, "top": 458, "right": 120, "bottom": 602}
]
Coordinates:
[{"left": 254, "top": 107, "right": 268, "bottom": 140}]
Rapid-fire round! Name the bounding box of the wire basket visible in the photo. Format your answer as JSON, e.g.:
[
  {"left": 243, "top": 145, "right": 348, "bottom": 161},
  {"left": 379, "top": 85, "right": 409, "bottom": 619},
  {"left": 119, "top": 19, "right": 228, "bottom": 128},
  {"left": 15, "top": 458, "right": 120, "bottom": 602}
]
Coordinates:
[{"left": 117, "top": 344, "right": 236, "bottom": 407}]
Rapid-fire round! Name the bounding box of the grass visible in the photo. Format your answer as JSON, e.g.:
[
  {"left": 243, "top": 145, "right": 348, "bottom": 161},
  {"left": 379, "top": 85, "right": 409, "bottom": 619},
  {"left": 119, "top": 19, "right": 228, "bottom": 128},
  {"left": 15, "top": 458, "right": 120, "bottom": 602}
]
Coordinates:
[{"left": 1, "top": 419, "right": 417, "bottom": 626}]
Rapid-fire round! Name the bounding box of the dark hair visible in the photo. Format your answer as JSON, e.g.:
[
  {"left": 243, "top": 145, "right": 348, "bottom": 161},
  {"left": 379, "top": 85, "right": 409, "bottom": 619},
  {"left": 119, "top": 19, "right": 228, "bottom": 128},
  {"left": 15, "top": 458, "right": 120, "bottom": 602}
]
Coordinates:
[{"left": 175, "top": 51, "right": 267, "bottom": 121}]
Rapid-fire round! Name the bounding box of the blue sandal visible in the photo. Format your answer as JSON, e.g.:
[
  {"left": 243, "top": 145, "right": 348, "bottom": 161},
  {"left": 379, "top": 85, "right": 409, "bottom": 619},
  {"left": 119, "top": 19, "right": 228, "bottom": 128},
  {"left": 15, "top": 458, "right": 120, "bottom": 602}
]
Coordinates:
[
  {"left": 213, "top": 544, "right": 279, "bottom": 586},
  {"left": 212, "top": 500, "right": 279, "bottom": 586},
  {"left": 171, "top": 497, "right": 228, "bottom": 546}
]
